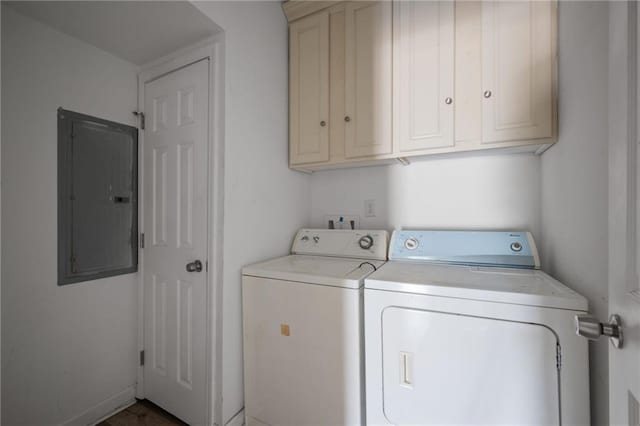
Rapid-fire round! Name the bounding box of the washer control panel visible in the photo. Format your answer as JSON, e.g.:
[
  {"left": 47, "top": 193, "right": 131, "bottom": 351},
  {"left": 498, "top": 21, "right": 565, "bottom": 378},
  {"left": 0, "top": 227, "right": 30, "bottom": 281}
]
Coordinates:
[
  {"left": 292, "top": 229, "right": 389, "bottom": 260},
  {"left": 389, "top": 230, "right": 540, "bottom": 269}
]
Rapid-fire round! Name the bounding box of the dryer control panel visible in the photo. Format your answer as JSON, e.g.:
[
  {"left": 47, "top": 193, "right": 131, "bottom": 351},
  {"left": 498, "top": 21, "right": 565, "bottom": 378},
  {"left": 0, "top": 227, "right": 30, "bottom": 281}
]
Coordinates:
[
  {"left": 389, "top": 230, "right": 540, "bottom": 269},
  {"left": 292, "top": 229, "right": 389, "bottom": 261}
]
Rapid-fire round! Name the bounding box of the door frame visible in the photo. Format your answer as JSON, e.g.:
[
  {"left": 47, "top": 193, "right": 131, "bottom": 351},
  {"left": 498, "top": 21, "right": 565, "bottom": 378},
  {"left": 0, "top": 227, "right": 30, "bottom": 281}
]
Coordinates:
[{"left": 136, "top": 35, "right": 225, "bottom": 426}]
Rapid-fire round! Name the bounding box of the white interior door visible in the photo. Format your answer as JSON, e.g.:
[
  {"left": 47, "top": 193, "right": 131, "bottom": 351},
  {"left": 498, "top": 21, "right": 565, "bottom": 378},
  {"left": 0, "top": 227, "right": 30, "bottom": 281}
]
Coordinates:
[
  {"left": 143, "top": 59, "right": 209, "bottom": 425},
  {"left": 609, "top": 2, "right": 640, "bottom": 425}
]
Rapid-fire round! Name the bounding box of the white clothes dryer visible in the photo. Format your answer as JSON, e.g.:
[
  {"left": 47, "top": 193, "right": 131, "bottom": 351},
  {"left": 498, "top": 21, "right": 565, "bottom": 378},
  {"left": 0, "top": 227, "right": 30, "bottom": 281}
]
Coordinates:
[
  {"left": 364, "top": 230, "right": 589, "bottom": 426},
  {"left": 242, "top": 229, "right": 388, "bottom": 426}
]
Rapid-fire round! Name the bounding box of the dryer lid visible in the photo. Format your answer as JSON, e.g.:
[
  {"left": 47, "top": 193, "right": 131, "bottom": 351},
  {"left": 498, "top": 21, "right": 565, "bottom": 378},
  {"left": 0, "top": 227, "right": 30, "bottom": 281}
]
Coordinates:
[
  {"left": 243, "top": 255, "right": 385, "bottom": 289},
  {"left": 365, "top": 261, "right": 588, "bottom": 311}
]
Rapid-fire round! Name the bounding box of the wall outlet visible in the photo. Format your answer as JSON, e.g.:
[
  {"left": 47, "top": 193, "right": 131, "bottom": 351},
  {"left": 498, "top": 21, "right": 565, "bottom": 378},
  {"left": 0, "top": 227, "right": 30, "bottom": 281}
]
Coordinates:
[
  {"left": 324, "top": 215, "right": 360, "bottom": 230},
  {"left": 364, "top": 199, "right": 376, "bottom": 217}
]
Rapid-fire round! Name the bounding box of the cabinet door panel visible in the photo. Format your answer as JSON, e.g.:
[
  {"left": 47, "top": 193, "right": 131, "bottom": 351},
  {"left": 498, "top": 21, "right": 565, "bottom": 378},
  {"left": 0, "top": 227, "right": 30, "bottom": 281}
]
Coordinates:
[
  {"left": 482, "top": 1, "right": 555, "bottom": 143},
  {"left": 394, "top": 1, "right": 454, "bottom": 153},
  {"left": 290, "top": 12, "right": 330, "bottom": 165},
  {"left": 345, "top": 1, "right": 392, "bottom": 158}
]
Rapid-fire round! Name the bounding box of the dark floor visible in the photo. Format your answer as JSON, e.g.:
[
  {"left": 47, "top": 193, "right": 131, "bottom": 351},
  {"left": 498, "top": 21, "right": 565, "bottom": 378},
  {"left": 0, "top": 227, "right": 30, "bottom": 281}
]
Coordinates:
[{"left": 98, "top": 400, "right": 187, "bottom": 426}]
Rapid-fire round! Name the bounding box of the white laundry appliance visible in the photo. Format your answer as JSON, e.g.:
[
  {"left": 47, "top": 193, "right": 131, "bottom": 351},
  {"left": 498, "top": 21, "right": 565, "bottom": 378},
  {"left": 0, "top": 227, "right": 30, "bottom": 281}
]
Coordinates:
[
  {"left": 364, "top": 230, "right": 589, "bottom": 426},
  {"left": 242, "top": 228, "right": 389, "bottom": 426}
]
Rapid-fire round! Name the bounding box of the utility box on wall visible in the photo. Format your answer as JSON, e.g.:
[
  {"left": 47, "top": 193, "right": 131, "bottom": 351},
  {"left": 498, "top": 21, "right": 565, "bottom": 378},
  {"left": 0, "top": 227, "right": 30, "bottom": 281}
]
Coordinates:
[{"left": 58, "top": 108, "right": 138, "bottom": 285}]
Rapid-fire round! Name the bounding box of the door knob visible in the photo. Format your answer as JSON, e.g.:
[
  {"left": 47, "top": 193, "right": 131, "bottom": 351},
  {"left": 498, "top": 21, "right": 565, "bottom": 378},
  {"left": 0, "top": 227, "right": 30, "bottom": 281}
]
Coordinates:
[
  {"left": 483, "top": 90, "right": 492, "bottom": 98},
  {"left": 186, "top": 260, "right": 203, "bottom": 273},
  {"left": 575, "top": 314, "right": 623, "bottom": 348}
]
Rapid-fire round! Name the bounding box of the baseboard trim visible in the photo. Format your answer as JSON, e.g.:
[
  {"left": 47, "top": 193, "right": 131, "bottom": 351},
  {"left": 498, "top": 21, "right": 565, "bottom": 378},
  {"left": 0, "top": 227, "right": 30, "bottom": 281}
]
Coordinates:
[
  {"left": 225, "top": 408, "right": 245, "bottom": 426},
  {"left": 62, "top": 386, "right": 136, "bottom": 426}
]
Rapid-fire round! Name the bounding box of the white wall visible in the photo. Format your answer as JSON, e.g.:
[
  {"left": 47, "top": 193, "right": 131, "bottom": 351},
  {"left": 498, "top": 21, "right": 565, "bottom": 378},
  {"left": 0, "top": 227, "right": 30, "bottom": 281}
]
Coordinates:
[
  {"left": 540, "top": 2, "right": 610, "bottom": 425},
  {"left": 310, "top": 154, "right": 541, "bottom": 239},
  {"left": 191, "top": 3, "right": 310, "bottom": 424},
  {"left": 1, "top": 7, "right": 139, "bottom": 424}
]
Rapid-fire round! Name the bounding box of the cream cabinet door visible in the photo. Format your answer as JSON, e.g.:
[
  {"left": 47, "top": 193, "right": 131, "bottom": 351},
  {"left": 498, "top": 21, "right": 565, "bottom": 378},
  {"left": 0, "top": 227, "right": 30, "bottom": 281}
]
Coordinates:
[
  {"left": 289, "top": 12, "right": 330, "bottom": 165},
  {"left": 481, "top": 1, "right": 555, "bottom": 144},
  {"left": 394, "top": 1, "right": 454, "bottom": 153},
  {"left": 344, "top": 1, "right": 392, "bottom": 159}
]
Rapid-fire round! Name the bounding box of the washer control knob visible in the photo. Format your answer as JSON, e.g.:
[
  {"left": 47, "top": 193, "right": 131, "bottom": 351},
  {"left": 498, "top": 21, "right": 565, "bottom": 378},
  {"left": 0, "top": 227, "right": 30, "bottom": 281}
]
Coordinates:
[
  {"left": 404, "top": 237, "right": 419, "bottom": 250},
  {"left": 510, "top": 242, "right": 523, "bottom": 252},
  {"left": 313, "top": 236, "right": 320, "bottom": 243},
  {"left": 359, "top": 235, "right": 374, "bottom": 250},
  {"left": 301, "top": 236, "right": 309, "bottom": 242}
]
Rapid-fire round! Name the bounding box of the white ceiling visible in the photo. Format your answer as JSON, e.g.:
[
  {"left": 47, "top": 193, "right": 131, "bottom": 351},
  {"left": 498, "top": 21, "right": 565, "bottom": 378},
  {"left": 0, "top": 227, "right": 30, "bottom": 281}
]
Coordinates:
[{"left": 6, "top": 1, "right": 221, "bottom": 65}]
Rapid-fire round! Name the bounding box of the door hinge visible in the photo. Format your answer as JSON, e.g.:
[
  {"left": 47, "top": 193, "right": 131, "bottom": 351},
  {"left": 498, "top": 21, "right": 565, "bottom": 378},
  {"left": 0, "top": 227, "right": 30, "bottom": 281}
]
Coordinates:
[
  {"left": 556, "top": 344, "right": 562, "bottom": 370},
  {"left": 140, "top": 350, "right": 145, "bottom": 366},
  {"left": 140, "top": 233, "right": 145, "bottom": 249},
  {"left": 133, "top": 111, "right": 145, "bottom": 130}
]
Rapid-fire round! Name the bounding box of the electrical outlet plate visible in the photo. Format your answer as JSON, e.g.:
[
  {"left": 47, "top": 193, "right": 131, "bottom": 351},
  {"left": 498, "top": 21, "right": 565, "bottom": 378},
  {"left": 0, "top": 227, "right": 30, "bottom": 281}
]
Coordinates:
[
  {"left": 364, "top": 199, "right": 376, "bottom": 217},
  {"left": 324, "top": 215, "right": 360, "bottom": 230}
]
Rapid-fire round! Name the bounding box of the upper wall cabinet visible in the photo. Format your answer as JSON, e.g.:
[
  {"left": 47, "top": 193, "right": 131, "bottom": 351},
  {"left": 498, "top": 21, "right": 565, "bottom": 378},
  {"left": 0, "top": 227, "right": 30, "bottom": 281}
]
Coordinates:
[
  {"left": 393, "top": 1, "right": 455, "bottom": 153},
  {"left": 288, "top": 1, "right": 393, "bottom": 168},
  {"left": 481, "top": 1, "right": 556, "bottom": 144},
  {"left": 289, "top": 12, "right": 330, "bottom": 165},
  {"left": 284, "top": 0, "right": 558, "bottom": 171}
]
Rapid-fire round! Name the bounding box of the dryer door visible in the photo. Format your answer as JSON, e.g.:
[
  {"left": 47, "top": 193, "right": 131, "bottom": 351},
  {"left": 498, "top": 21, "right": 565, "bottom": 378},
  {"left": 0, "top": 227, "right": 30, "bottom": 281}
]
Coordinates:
[{"left": 382, "top": 307, "right": 560, "bottom": 425}]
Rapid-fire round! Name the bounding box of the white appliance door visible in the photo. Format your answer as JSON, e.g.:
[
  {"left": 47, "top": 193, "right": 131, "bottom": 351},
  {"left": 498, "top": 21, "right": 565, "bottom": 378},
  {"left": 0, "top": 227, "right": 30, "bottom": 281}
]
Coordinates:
[
  {"left": 143, "top": 59, "right": 209, "bottom": 425},
  {"left": 382, "top": 307, "right": 560, "bottom": 425},
  {"left": 242, "top": 276, "right": 363, "bottom": 426}
]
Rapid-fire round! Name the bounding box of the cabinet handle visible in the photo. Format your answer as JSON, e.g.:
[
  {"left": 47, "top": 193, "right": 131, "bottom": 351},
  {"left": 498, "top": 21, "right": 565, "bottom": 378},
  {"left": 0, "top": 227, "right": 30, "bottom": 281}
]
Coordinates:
[
  {"left": 483, "top": 90, "right": 492, "bottom": 99},
  {"left": 445, "top": 97, "right": 453, "bottom": 105},
  {"left": 320, "top": 121, "right": 327, "bottom": 127},
  {"left": 344, "top": 116, "right": 351, "bottom": 122}
]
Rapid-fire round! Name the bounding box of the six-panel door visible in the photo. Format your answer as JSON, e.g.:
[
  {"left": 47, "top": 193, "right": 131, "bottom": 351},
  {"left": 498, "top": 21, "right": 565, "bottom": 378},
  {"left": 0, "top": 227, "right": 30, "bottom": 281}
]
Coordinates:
[{"left": 143, "top": 59, "right": 208, "bottom": 425}]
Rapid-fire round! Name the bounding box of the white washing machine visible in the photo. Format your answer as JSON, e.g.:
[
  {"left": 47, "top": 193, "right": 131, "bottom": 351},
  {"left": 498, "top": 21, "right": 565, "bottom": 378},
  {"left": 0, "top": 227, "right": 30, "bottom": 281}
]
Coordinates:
[
  {"left": 242, "top": 228, "right": 389, "bottom": 426},
  {"left": 364, "top": 230, "right": 590, "bottom": 426}
]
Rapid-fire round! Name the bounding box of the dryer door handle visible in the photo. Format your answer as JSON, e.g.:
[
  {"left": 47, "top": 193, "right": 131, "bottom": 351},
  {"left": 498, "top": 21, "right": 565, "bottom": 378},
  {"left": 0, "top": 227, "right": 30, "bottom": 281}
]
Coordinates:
[{"left": 400, "top": 352, "right": 413, "bottom": 388}]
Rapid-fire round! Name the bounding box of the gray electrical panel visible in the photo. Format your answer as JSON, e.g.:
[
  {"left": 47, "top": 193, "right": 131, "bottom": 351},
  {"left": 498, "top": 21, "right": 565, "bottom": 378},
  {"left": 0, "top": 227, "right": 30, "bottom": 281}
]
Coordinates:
[{"left": 58, "top": 108, "right": 138, "bottom": 285}]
